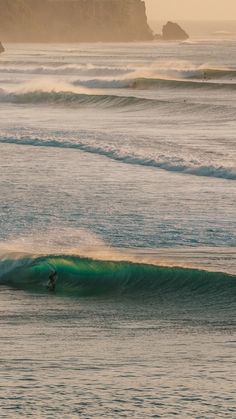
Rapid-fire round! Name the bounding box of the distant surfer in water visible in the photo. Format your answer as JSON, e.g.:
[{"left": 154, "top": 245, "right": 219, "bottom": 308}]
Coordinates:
[{"left": 47, "top": 270, "right": 57, "bottom": 292}]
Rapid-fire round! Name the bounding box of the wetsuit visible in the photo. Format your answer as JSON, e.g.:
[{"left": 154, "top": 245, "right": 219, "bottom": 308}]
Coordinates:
[{"left": 47, "top": 271, "right": 57, "bottom": 292}]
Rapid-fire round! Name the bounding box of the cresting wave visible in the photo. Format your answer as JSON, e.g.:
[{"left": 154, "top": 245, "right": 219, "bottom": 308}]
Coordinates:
[
  {"left": 1, "top": 135, "right": 235, "bottom": 181},
  {"left": 0, "top": 254, "right": 235, "bottom": 302},
  {"left": 0, "top": 89, "right": 161, "bottom": 108},
  {"left": 0, "top": 64, "right": 131, "bottom": 77},
  {"left": 0, "top": 87, "right": 233, "bottom": 118},
  {"left": 1, "top": 62, "right": 236, "bottom": 81}
]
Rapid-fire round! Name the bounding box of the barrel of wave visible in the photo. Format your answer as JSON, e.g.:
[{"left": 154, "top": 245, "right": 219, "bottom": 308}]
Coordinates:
[{"left": 1, "top": 255, "right": 236, "bottom": 305}]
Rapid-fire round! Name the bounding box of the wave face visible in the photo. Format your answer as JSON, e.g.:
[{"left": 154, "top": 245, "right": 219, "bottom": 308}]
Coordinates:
[
  {"left": 0, "top": 89, "right": 161, "bottom": 108},
  {"left": 73, "top": 76, "right": 236, "bottom": 91},
  {"left": 0, "top": 254, "right": 235, "bottom": 302},
  {"left": 189, "top": 67, "right": 236, "bottom": 80}
]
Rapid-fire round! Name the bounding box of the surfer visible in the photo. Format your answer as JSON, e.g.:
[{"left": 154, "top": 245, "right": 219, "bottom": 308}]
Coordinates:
[{"left": 47, "top": 269, "right": 57, "bottom": 292}]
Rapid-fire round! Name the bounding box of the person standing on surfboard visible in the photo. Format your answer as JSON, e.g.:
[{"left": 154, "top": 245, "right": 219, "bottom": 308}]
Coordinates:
[{"left": 47, "top": 269, "right": 57, "bottom": 292}]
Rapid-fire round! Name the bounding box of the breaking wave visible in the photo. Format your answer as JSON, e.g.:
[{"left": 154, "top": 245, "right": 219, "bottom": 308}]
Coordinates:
[
  {"left": 1, "top": 61, "right": 236, "bottom": 80},
  {"left": 0, "top": 254, "right": 235, "bottom": 302},
  {"left": 0, "top": 135, "right": 235, "bottom": 180},
  {"left": 0, "top": 64, "right": 131, "bottom": 77}
]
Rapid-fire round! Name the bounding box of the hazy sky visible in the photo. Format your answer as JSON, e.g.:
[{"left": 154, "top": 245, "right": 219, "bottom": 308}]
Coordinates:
[{"left": 145, "top": 0, "right": 236, "bottom": 21}]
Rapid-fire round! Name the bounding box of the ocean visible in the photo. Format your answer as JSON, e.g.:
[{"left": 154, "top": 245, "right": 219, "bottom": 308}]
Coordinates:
[{"left": 0, "top": 36, "right": 235, "bottom": 417}]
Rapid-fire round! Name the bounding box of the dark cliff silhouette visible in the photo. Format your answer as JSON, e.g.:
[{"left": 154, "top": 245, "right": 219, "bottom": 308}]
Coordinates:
[
  {"left": 0, "top": 0, "right": 153, "bottom": 42},
  {"left": 0, "top": 41, "right": 4, "bottom": 53}
]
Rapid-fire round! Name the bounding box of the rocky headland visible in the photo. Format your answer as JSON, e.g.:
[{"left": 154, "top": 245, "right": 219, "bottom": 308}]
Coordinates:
[
  {"left": 0, "top": 41, "right": 4, "bottom": 53},
  {"left": 0, "top": 0, "right": 153, "bottom": 42}
]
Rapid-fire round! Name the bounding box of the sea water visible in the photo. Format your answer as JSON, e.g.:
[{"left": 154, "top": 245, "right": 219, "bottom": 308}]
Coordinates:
[{"left": 0, "top": 37, "right": 235, "bottom": 418}]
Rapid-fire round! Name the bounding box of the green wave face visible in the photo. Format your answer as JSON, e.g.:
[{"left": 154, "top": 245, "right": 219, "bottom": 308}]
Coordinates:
[{"left": 0, "top": 255, "right": 235, "bottom": 303}]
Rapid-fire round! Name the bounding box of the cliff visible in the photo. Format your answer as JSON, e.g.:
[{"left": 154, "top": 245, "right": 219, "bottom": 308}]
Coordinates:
[{"left": 0, "top": 0, "right": 153, "bottom": 42}]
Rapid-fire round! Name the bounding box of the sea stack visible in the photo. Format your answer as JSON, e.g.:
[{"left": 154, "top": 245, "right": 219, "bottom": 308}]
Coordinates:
[
  {"left": 162, "top": 21, "right": 189, "bottom": 41},
  {"left": 0, "top": 42, "right": 4, "bottom": 53}
]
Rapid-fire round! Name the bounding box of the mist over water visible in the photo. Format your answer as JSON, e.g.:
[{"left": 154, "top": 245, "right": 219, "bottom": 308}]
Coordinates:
[{"left": 0, "top": 38, "right": 235, "bottom": 417}]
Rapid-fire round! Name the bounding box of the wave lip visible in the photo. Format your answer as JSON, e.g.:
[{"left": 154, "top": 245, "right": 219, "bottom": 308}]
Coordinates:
[{"left": 0, "top": 255, "right": 235, "bottom": 303}]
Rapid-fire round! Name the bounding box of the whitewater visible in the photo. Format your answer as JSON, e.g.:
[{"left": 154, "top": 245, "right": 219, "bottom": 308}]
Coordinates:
[{"left": 0, "top": 39, "right": 235, "bottom": 418}]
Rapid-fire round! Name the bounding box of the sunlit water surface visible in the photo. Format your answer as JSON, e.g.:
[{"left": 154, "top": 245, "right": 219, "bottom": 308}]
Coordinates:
[{"left": 0, "top": 40, "right": 235, "bottom": 417}]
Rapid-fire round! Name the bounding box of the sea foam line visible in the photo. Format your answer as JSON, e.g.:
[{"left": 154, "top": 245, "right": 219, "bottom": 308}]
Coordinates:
[{"left": 0, "top": 136, "right": 235, "bottom": 180}]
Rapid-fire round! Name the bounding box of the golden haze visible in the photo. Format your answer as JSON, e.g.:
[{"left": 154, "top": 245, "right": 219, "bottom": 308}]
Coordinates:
[{"left": 145, "top": 0, "right": 236, "bottom": 20}]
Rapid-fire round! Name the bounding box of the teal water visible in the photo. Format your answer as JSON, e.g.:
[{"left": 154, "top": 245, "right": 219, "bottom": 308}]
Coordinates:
[
  {"left": 0, "top": 39, "right": 235, "bottom": 417},
  {"left": 1, "top": 254, "right": 235, "bottom": 303}
]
